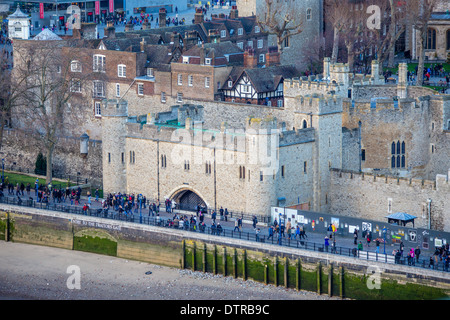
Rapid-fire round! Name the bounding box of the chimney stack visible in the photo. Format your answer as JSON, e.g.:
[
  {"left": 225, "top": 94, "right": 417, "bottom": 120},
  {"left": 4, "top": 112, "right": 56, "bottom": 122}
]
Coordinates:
[
  {"left": 104, "top": 19, "right": 116, "bottom": 38},
  {"left": 229, "top": 6, "right": 238, "bottom": 19},
  {"left": 244, "top": 48, "right": 257, "bottom": 68},
  {"left": 159, "top": 8, "right": 167, "bottom": 28},
  {"left": 265, "top": 46, "right": 280, "bottom": 66},
  {"left": 194, "top": 7, "right": 204, "bottom": 24}
]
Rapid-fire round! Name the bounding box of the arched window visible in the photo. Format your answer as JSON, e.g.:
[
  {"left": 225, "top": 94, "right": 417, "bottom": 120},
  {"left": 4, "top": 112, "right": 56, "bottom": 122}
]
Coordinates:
[
  {"left": 391, "top": 141, "right": 406, "bottom": 168},
  {"left": 302, "top": 120, "right": 307, "bottom": 128},
  {"left": 425, "top": 28, "right": 436, "bottom": 50},
  {"left": 306, "top": 8, "right": 312, "bottom": 21}
]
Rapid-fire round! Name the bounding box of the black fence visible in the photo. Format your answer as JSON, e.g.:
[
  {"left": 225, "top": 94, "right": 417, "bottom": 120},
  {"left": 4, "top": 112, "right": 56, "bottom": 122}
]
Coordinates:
[{"left": 1, "top": 195, "right": 448, "bottom": 272}]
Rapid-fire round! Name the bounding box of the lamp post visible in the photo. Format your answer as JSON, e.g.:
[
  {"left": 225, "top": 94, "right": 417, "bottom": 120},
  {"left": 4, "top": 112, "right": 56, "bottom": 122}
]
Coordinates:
[{"left": 383, "top": 227, "right": 387, "bottom": 255}]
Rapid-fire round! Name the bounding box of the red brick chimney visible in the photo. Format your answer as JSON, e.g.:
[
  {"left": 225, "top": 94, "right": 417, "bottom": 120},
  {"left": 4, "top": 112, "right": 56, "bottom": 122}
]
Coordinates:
[
  {"left": 265, "top": 46, "right": 280, "bottom": 66},
  {"left": 229, "top": 6, "right": 238, "bottom": 19},
  {"left": 244, "top": 48, "right": 257, "bottom": 68},
  {"left": 194, "top": 8, "right": 204, "bottom": 24}
]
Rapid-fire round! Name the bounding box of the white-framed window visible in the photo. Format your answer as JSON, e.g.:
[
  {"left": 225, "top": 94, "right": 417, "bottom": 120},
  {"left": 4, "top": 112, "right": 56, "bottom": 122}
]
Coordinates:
[
  {"left": 220, "top": 30, "right": 226, "bottom": 38},
  {"left": 259, "top": 54, "right": 265, "bottom": 63},
  {"left": 137, "top": 83, "right": 144, "bottom": 95},
  {"left": 117, "top": 64, "right": 126, "bottom": 78},
  {"left": 306, "top": 8, "right": 312, "bottom": 21},
  {"left": 116, "top": 83, "right": 120, "bottom": 97},
  {"left": 71, "top": 60, "right": 82, "bottom": 72},
  {"left": 228, "top": 80, "right": 233, "bottom": 87},
  {"left": 93, "top": 54, "right": 106, "bottom": 72},
  {"left": 267, "top": 100, "right": 272, "bottom": 106},
  {"left": 238, "top": 28, "right": 243, "bottom": 35},
  {"left": 242, "top": 84, "right": 251, "bottom": 93},
  {"left": 93, "top": 80, "right": 105, "bottom": 98},
  {"left": 257, "top": 39, "right": 263, "bottom": 49},
  {"left": 177, "top": 92, "right": 183, "bottom": 103},
  {"left": 70, "top": 79, "right": 81, "bottom": 93},
  {"left": 182, "top": 56, "right": 189, "bottom": 64},
  {"left": 177, "top": 74, "right": 183, "bottom": 85},
  {"left": 247, "top": 40, "right": 253, "bottom": 48},
  {"left": 94, "top": 101, "right": 102, "bottom": 117},
  {"left": 255, "top": 26, "right": 260, "bottom": 33},
  {"left": 277, "top": 99, "right": 283, "bottom": 107},
  {"left": 205, "top": 77, "right": 210, "bottom": 88},
  {"left": 161, "top": 91, "right": 166, "bottom": 102},
  {"left": 188, "top": 75, "right": 193, "bottom": 86},
  {"left": 147, "top": 68, "right": 154, "bottom": 77},
  {"left": 205, "top": 58, "right": 212, "bottom": 65},
  {"left": 237, "top": 42, "right": 244, "bottom": 50}
]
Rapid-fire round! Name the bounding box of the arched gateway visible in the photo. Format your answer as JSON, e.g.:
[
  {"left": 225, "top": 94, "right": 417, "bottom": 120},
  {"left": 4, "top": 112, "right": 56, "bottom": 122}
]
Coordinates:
[{"left": 170, "top": 188, "right": 208, "bottom": 212}]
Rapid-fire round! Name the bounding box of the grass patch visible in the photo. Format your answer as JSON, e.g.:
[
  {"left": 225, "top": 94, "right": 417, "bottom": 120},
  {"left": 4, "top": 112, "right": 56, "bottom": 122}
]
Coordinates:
[{"left": 384, "top": 63, "right": 450, "bottom": 75}]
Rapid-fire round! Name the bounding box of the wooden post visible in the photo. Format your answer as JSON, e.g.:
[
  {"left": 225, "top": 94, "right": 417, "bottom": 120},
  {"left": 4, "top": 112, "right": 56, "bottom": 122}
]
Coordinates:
[
  {"left": 233, "top": 248, "right": 237, "bottom": 278},
  {"left": 223, "top": 247, "right": 227, "bottom": 276},
  {"left": 317, "top": 262, "right": 322, "bottom": 295},
  {"left": 5, "top": 212, "right": 10, "bottom": 242},
  {"left": 243, "top": 249, "right": 247, "bottom": 280},
  {"left": 284, "top": 257, "right": 289, "bottom": 288},
  {"left": 296, "top": 259, "right": 301, "bottom": 291},
  {"left": 274, "top": 257, "right": 278, "bottom": 286},
  {"left": 203, "top": 243, "right": 207, "bottom": 272},
  {"left": 213, "top": 245, "right": 217, "bottom": 275},
  {"left": 181, "top": 240, "right": 185, "bottom": 269},
  {"left": 328, "top": 263, "right": 333, "bottom": 297},
  {"left": 264, "top": 264, "right": 268, "bottom": 285},
  {"left": 339, "top": 266, "right": 344, "bottom": 299},
  {"left": 192, "top": 242, "right": 196, "bottom": 271}
]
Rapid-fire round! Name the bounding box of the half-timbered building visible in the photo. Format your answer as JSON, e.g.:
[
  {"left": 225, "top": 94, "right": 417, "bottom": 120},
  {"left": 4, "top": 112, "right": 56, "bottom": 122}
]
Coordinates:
[{"left": 219, "top": 64, "right": 300, "bottom": 107}]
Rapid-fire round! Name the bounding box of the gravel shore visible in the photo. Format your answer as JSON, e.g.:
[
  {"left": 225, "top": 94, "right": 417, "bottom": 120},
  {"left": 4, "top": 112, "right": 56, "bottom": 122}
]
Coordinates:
[{"left": 0, "top": 241, "right": 339, "bottom": 301}]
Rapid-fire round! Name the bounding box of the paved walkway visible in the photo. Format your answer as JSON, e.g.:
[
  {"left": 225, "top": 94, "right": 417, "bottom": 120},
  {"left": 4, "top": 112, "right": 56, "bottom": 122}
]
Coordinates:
[{"left": 5, "top": 190, "right": 446, "bottom": 271}]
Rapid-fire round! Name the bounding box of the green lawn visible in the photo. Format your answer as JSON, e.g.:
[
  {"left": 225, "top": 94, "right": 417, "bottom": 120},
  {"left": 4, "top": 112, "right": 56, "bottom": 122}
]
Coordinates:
[
  {"left": 384, "top": 63, "right": 450, "bottom": 75},
  {"left": 2, "top": 171, "right": 103, "bottom": 197}
]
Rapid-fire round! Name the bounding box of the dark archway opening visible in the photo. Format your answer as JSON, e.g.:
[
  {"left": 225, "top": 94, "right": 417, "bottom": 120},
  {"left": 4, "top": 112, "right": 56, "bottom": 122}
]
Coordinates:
[{"left": 172, "top": 189, "right": 207, "bottom": 212}]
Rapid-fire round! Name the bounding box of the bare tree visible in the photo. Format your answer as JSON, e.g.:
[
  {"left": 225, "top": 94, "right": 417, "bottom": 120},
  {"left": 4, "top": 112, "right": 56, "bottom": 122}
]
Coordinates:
[
  {"left": 257, "top": 0, "right": 303, "bottom": 54},
  {"left": 325, "top": 0, "right": 355, "bottom": 63},
  {"left": 12, "top": 41, "right": 95, "bottom": 184},
  {"left": 408, "top": 0, "right": 437, "bottom": 86}
]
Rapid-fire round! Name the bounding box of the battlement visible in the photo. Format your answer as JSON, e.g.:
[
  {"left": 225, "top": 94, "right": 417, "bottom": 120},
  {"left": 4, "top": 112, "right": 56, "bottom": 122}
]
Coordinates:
[
  {"left": 331, "top": 168, "right": 450, "bottom": 191},
  {"left": 284, "top": 77, "right": 345, "bottom": 97},
  {"left": 102, "top": 99, "right": 128, "bottom": 117},
  {"left": 293, "top": 93, "right": 342, "bottom": 115},
  {"left": 343, "top": 97, "right": 420, "bottom": 115}
]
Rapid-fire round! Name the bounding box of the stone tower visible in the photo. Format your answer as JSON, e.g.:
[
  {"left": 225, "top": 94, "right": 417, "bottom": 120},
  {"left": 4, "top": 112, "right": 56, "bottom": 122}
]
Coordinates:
[
  {"left": 300, "top": 94, "right": 343, "bottom": 212},
  {"left": 244, "top": 116, "right": 279, "bottom": 215},
  {"left": 101, "top": 99, "right": 128, "bottom": 195}
]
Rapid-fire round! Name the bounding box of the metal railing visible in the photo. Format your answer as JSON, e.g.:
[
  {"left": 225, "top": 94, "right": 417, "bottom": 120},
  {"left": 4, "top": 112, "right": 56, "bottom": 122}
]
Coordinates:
[{"left": 1, "top": 195, "right": 449, "bottom": 272}]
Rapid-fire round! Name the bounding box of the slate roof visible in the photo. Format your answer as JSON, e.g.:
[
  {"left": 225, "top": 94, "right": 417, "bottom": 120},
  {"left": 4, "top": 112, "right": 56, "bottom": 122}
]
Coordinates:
[
  {"left": 222, "top": 65, "right": 300, "bottom": 93},
  {"left": 181, "top": 41, "right": 243, "bottom": 64}
]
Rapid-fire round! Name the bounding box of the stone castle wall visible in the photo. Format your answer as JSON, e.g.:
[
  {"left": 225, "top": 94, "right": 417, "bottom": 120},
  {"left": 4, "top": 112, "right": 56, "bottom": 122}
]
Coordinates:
[
  {"left": 0, "top": 128, "right": 103, "bottom": 186},
  {"left": 329, "top": 169, "right": 450, "bottom": 232}
]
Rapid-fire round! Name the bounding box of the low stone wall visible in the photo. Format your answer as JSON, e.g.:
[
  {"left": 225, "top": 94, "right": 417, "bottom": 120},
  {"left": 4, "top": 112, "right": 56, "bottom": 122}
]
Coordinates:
[{"left": 1, "top": 204, "right": 449, "bottom": 299}]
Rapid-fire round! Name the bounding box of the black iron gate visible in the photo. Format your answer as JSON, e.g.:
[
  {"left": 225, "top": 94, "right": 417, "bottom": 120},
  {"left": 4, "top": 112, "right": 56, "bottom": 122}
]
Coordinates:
[{"left": 173, "top": 190, "right": 207, "bottom": 212}]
